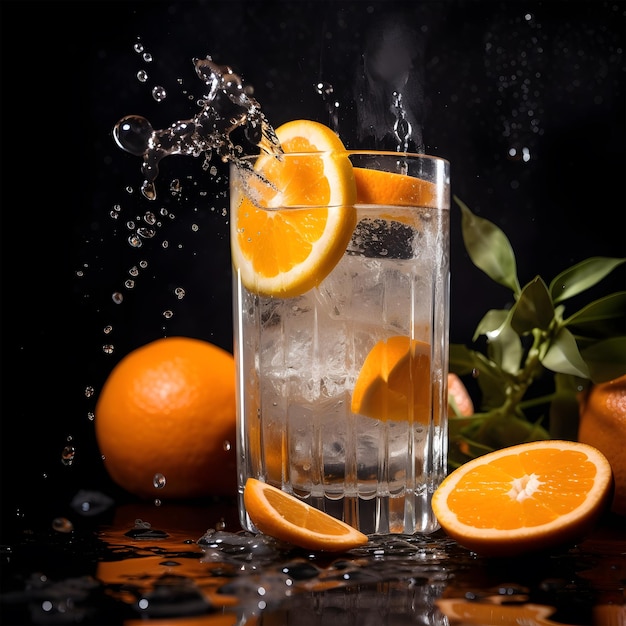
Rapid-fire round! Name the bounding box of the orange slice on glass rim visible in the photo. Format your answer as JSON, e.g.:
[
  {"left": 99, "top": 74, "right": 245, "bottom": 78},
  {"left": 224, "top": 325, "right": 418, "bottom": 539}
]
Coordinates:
[
  {"left": 231, "top": 119, "right": 357, "bottom": 298},
  {"left": 432, "top": 440, "right": 613, "bottom": 557},
  {"left": 243, "top": 478, "right": 368, "bottom": 552},
  {"left": 351, "top": 336, "right": 431, "bottom": 422}
]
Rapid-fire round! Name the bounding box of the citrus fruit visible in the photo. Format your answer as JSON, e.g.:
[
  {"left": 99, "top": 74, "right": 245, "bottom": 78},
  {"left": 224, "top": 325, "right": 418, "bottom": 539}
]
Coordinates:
[
  {"left": 578, "top": 373, "right": 626, "bottom": 516},
  {"left": 353, "top": 166, "right": 437, "bottom": 207},
  {"left": 448, "top": 372, "right": 474, "bottom": 417},
  {"left": 231, "top": 119, "right": 357, "bottom": 298},
  {"left": 351, "top": 336, "right": 431, "bottom": 422},
  {"left": 431, "top": 440, "right": 613, "bottom": 556},
  {"left": 95, "top": 336, "right": 237, "bottom": 499},
  {"left": 243, "top": 478, "right": 369, "bottom": 552}
]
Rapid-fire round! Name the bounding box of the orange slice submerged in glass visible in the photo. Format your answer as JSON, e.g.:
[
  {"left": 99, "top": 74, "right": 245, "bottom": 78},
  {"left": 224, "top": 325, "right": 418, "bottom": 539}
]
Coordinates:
[{"left": 351, "top": 336, "right": 432, "bottom": 422}]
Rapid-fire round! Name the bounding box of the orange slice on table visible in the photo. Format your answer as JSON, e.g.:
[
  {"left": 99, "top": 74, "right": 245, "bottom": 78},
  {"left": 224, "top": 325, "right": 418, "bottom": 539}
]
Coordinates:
[
  {"left": 243, "top": 478, "right": 368, "bottom": 552},
  {"left": 432, "top": 440, "right": 613, "bottom": 557},
  {"left": 351, "top": 336, "right": 431, "bottom": 422},
  {"left": 231, "top": 119, "right": 357, "bottom": 298}
]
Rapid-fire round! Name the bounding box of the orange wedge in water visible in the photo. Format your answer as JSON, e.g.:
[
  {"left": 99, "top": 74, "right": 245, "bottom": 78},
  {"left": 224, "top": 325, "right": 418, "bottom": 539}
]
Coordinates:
[
  {"left": 351, "top": 336, "right": 431, "bottom": 422},
  {"left": 243, "top": 478, "right": 368, "bottom": 552},
  {"left": 432, "top": 440, "right": 613, "bottom": 557},
  {"left": 354, "top": 166, "right": 437, "bottom": 206},
  {"left": 231, "top": 120, "right": 356, "bottom": 298}
]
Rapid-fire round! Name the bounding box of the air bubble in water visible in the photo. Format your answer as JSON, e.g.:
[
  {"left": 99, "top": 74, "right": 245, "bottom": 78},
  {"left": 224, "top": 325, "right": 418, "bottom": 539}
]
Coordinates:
[
  {"left": 163, "top": 310, "right": 173, "bottom": 319},
  {"left": 84, "top": 386, "right": 95, "bottom": 398},
  {"left": 103, "top": 344, "right": 114, "bottom": 354},
  {"left": 137, "top": 70, "right": 149, "bottom": 83},
  {"left": 112, "top": 292, "right": 124, "bottom": 304},
  {"left": 174, "top": 287, "right": 185, "bottom": 299}
]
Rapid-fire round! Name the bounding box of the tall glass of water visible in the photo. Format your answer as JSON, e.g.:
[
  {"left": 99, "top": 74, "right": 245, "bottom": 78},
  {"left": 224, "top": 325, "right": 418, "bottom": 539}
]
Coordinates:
[{"left": 231, "top": 147, "right": 450, "bottom": 535}]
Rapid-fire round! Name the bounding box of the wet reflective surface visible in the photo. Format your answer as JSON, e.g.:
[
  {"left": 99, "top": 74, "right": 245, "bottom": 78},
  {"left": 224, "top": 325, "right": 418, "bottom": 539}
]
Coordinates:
[{"left": 1, "top": 498, "right": 624, "bottom": 625}]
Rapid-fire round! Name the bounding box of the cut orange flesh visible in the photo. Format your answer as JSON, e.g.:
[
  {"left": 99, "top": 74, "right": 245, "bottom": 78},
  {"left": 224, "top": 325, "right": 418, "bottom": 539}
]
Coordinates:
[
  {"left": 432, "top": 440, "right": 613, "bottom": 556},
  {"left": 243, "top": 478, "right": 368, "bottom": 552},
  {"left": 351, "top": 336, "right": 431, "bottom": 422},
  {"left": 231, "top": 120, "right": 357, "bottom": 298}
]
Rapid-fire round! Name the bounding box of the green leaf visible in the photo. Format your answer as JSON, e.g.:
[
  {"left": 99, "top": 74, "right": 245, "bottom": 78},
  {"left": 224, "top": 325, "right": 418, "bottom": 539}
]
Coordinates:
[
  {"left": 510, "top": 276, "right": 555, "bottom": 333},
  {"left": 541, "top": 326, "right": 590, "bottom": 378},
  {"left": 474, "top": 309, "right": 523, "bottom": 374},
  {"left": 564, "top": 291, "right": 626, "bottom": 338},
  {"left": 455, "top": 196, "right": 521, "bottom": 295},
  {"left": 549, "top": 257, "right": 626, "bottom": 304},
  {"left": 580, "top": 336, "right": 626, "bottom": 383}
]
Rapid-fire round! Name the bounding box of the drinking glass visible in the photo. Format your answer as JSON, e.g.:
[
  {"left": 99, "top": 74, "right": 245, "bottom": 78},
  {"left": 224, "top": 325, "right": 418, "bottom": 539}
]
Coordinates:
[{"left": 231, "top": 151, "right": 450, "bottom": 535}]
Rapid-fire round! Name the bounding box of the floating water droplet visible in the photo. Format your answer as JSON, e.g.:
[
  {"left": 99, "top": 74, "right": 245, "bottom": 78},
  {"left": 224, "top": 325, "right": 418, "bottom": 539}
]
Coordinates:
[
  {"left": 174, "top": 287, "right": 185, "bottom": 299},
  {"left": 163, "top": 310, "right": 173, "bottom": 319},
  {"left": 87, "top": 411, "right": 95, "bottom": 421},
  {"left": 128, "top": 234, "right": 143, "bottom": 248},
  {"left": 153, "top": 473, "right": 166, "bottom": 489},
  {"left": 103, "top": 324, "right": 113, "bottom": 334},
  {"left": 152, "top": 85, "right": 166, "bottom": 101},
  {"left": 62, "top": 446, "right": 76, "bottom": 466},
  {"left": 103, "top": 344, "right": 114, "bottom": 354},
  {"left": 112, "top": 292, "right": 124, "bottom": 304},
  {"left": 133, "top": 42, "right": 144, "bottom": 54},
  {"left": 143, "top": 52, "right": 153, "bottom": 63},
  {"left": 129, "top": 266, "right": 139, "bottom": 277},
  {"left": 223, "top": 440, "right": 232, "bottom": 452},
  {"left": 84, "top": 386, "right": 95, "bottom": 398},
  {"left": 137, "top": 70, "right": 149, "bottom": 83},
  {"left": 124, "top": 279, "right": 135, "bottom": 289}
]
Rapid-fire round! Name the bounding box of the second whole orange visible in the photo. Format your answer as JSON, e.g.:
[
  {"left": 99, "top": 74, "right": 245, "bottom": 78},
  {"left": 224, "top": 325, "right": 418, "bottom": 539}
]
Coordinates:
[
  {"left": 578, "top": 373, "right": 626, "bottom": 516},
  {"left": 95, "top": 336, "right": 237, "bottom": 500}
]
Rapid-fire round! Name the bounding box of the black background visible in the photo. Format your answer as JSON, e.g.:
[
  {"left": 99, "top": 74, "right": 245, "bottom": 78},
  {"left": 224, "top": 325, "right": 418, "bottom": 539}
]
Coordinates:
[{"left": 1, "top": 1, "right": 624, "bottom": 533}]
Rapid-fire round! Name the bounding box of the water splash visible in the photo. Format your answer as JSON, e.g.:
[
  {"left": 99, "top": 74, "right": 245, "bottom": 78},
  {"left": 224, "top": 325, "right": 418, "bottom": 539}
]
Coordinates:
[{"left": 113, "top": 56, "right": 281, "bottom": 201}]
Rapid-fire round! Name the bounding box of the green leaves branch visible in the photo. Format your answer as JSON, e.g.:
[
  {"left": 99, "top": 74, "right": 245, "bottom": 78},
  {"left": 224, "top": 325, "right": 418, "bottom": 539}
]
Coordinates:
[{"left": 448, "top": 197, "right": 626, "bottom": 468}]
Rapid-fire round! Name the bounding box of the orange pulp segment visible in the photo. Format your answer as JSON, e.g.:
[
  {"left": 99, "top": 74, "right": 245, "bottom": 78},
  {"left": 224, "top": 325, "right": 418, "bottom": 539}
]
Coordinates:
[
  {"left": 353, "top": 167, "right": 437, "bottom": 207},
  {"left": 231, "top": 119, "right": 357, "bottom": 298},
  {"left": 243, "top": 478, "right": 368, "bottom": 552},
  {"left": 351, "top": 336, "right": 431, "bottom": 422},
  {"left": 432, "top": 440, "right": 613, "bottom": 556}
]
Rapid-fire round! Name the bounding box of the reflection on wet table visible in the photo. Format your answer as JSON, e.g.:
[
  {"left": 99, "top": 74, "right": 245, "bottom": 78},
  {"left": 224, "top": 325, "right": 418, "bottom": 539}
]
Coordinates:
[{"left": 1, "top": 497, "right": 624, "bottom": 626}]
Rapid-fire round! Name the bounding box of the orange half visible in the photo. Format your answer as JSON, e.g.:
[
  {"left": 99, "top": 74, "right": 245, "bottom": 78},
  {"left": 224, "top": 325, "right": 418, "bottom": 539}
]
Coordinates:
[
  {"left": 432, "top": 440, "right": 613, "bottom": 556},
  {"left": 243, "top": 478, "right": 368, "bottom": 552}
]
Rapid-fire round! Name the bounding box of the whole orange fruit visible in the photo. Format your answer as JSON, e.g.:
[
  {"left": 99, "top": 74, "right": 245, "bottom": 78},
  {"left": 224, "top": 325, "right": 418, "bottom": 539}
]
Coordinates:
[
  {"left": 578, "top": 374, "right": 626, "bottom": 516},
  {"left": 95, "top": 336, "right": 237, "bottom": 500}
]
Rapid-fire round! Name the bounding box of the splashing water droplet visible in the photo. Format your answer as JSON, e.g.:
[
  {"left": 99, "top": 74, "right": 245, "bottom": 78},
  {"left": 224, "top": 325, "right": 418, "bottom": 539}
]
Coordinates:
[
  {"left": 114, "top": 55, "right": 281, "bottom": 200},
  {"left": 152, "top": 85, "right": 166, "bottom": 101},
  {"left": 62, "top": 446, "right": 76, "bottom": 466},
  {"left": 153, "top": 473, "right": 166, "bottom": 489}
]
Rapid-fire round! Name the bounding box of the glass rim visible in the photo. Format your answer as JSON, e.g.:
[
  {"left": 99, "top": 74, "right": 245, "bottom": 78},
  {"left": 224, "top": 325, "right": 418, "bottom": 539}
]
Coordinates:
[{"left": 232, "top": 150, "right": 449, "bottom": 166}]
